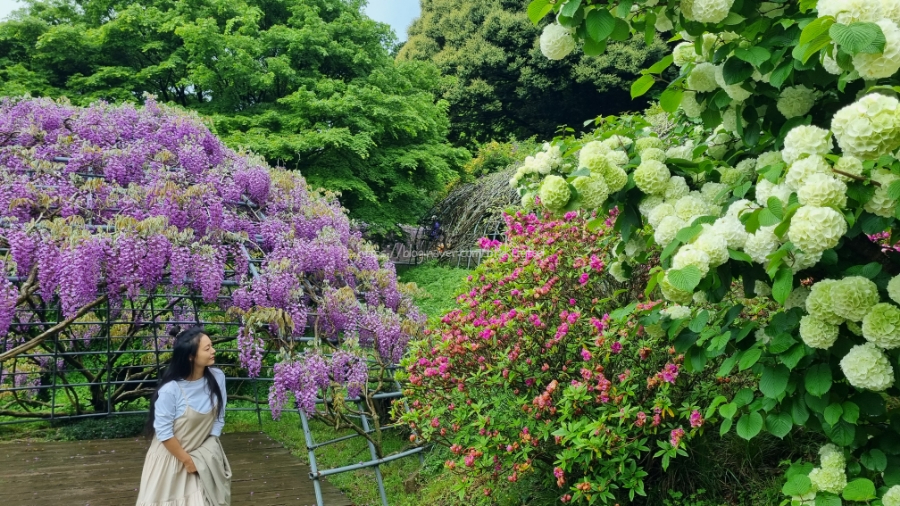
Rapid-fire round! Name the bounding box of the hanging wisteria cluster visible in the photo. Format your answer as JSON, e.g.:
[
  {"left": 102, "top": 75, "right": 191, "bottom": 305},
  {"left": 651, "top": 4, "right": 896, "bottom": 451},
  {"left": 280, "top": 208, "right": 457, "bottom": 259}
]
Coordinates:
[{"left": 0, "top": 96, "right": 424, "bottom": 418}]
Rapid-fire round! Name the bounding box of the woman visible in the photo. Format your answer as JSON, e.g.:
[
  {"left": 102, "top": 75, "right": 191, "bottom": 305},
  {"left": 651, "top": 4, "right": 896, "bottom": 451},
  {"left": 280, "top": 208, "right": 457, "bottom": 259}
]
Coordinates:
[{"left": 137, "top": 326, "right": 232, "bottom": 506}]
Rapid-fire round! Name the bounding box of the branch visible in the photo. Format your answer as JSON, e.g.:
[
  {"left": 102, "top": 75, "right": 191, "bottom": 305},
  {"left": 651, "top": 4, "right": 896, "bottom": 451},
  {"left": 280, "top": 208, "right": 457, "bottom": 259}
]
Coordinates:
[{"left": 0, "top": 294, "right": 108, "bottom": 362}]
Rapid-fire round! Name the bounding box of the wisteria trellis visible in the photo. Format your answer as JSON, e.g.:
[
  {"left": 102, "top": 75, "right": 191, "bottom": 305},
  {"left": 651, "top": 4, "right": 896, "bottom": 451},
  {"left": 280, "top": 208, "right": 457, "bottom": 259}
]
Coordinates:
[{"left": 0, "top": 97, "right": 424, "bottom": 453}]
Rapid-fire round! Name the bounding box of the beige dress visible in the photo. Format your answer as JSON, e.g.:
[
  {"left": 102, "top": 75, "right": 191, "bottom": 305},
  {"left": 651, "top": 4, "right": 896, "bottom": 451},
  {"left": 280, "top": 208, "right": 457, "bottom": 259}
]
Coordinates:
[{"left": 136, "top": 383, "right": 232, "bottom": 506}]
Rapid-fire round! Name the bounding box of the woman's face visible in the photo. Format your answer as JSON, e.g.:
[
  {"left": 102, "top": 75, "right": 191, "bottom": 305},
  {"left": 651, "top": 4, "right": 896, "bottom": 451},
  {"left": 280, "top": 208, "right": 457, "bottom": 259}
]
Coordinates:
[{"left": 192, "top": 335, "right": 215, "bottom": 368}]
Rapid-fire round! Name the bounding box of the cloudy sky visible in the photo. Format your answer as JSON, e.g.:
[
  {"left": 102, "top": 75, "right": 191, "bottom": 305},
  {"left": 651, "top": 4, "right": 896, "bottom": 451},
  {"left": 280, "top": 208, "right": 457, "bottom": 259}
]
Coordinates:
[{"left": 0, "top": 0, "right": 421, "bottom": 40}]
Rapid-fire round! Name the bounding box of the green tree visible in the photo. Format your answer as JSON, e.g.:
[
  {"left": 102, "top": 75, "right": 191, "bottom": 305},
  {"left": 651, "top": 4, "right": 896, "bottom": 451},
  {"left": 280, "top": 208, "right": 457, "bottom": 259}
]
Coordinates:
[
  {"left": 0, "top": 0, "right": 469, "bottom": 231},
  {"left": 397, "top": 0, "right": 668, "bottom": 145}
]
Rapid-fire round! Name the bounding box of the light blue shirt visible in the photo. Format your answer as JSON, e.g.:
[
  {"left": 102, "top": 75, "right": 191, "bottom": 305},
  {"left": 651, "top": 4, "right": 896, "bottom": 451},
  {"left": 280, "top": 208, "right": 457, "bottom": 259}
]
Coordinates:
[{"left": 154, "top": 368, "right": 226, "bottom": 441}]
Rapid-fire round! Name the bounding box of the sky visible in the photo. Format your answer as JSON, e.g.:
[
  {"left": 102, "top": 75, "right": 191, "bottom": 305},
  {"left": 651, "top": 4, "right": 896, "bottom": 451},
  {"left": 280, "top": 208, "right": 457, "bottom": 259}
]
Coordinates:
[
  {"left": 0, "top": 0, "right": 21, "bottom": 20},
  {"left": 0, "top": 0, "right": 422, "bottom": 40}
]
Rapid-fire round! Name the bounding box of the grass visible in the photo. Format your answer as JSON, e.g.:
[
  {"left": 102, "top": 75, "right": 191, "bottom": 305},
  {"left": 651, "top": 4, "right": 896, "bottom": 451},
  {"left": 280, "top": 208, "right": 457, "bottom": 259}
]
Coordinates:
[{"left": 397, "top": 261, "right": 472, "bottom": 323}]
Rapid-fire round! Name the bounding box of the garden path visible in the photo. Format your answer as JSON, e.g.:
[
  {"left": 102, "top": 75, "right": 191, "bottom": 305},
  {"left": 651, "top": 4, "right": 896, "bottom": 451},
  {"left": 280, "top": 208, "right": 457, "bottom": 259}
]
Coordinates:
[{"left": 0, "top": 431, "right": 351, "bottom": 506}]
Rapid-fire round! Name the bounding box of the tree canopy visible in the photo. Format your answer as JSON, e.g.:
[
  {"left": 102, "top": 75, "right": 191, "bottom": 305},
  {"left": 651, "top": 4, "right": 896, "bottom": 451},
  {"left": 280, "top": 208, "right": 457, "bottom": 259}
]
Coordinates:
[
  {"left": 0, "top": 0, "right": 469, "bottom": 232},
  {"left": 397, "top": 0, "right": 668, "bottom": 145}
]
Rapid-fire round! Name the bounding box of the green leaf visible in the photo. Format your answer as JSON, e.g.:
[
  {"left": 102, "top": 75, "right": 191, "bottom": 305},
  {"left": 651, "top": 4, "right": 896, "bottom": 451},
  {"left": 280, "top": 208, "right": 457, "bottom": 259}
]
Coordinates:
[
  {"left": 826, "top": 420, "right": 856, "bottom": 446},
  {"left": 676, "top": 224, "right": 704, "bottom": 243},
  {"left": 782, "top": 475, "right": 814, "bottom": 496},
  {"left": 722, "top": 12, "right": 745, "bottom": 25},
  {"left": 722, "top": 57, "right": 754, "bottom": 85},
  {"left": 772, "top": 267, "right": 793, "bottom": 305},
  {"left": 689, "top": 310, "right": 709, "bottom": 333},
  {"left": 728, "top": 249, "right": 753, "bottom": 263},
  {"left": 585, "top": 8, "right": 616, "bottom": 41},
  {"left": 560, "top": 0, "right": 583, "bottom": 18},
  {"left": 659, "top": 88, "right": 683, "bottom": 113},
  {"left": 719, "top": 402, "right": 737, "bottom": 419},
  {"left": 719, "top": 417, "right": 733, "bottom": 436},
  {"left": 527, "top": 0, "right": 553, "bottom": 25},
  {"left": 733, "top": 388, "right": 755, "bottom": 407},
  {"left": 760, "top": 365, "right": 790, "bottom": 398},
  {"left": 841, "top": 401, "right": 860, "bottom": 423},
  {"left": 806, "top": 364, "right": 833, "bottom": 397},
  {"left": 841, "top": 478, "right": 876, "bottom": 501},
  {"left": 667, "top": 265, "right": 703, "bottom": 292},
  {"left": 767, "top": 196, "right": 784, "bottom": 220},
  {"left": 791, "top": 397, "right": 810, "bottom": 425},
  {"left": 734, "top": 46, "right": 771, "bottom": 67},
  {"left": 738, "top": 348, "right": 762, "bottom": 371},
  {"left": 794, "top": 16, "right": 836, "bottom": 63},
  {"left": 830, "top": 22, "right": 886, "bottom": 55},
  {"left": 824, "top": 403, "right": 844, "bottom": 426},
  {"left": 631, "top": 75, "right": 655, "bottom": 99},
  {"left": 646, "top": 54, "right": 674, "bottom": 74},
  {"left": 582, "top": 37, "right": 607, "bottom": 56},
  {"left": 758, "top": 209, "right": 781, "bottom": 227},
  {"left": 815, "top": 493, "right": 842, "bottom": 506},
  {"left": 766, "top": 411, "right": 793, "bottom": 438},
  {"left": 769, "top": 60, "right": 794, "bottom": 89},
  {"left": 609, "top": 18, "right": 631, "bottom": 41},
  {"left": 888, "top": 179, "right": 900, "bottom": 200},
  {"left": 736, "top": 412, "right": 764, "bottom": 440},
  {"left": 717, "top": 354, "right": 739, "bottom": 377},
  {"left": 860, "top": 449, "right": 887, "bottom": 472}
]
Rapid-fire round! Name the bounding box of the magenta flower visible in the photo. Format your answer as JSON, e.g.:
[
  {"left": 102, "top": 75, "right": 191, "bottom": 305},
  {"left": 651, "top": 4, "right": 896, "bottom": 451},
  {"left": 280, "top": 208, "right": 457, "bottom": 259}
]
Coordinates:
[
  {"left": 690, "top": 410, "right": 704, "bottom": 428},
  {"left": 580, "top": 348, "right": 592, "bottom": 361}
]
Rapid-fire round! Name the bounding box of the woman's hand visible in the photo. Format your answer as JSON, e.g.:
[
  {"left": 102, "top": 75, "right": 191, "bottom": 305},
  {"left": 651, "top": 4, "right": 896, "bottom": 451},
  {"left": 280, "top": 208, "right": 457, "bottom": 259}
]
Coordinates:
[{"left": 183, "top": 456, "right": 198, "bottom": 474}]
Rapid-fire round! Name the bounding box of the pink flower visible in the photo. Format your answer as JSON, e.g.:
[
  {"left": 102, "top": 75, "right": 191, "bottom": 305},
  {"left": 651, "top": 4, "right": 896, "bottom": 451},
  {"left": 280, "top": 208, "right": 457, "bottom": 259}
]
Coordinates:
[
  {"left": 690, "top": 410, "right": 704, "bottom": 428},
  {"left": 610, "top": 341, "right": 622, "bottom": 354},
  {"left": 580, "top": 348, "right": 592, "bottom": 361},
  {"left": 579, "top": 272, "right": 589, "bottom": 285},
  {"left": 635, "top": 411, "right": 646, "bottom": 427},
  {"left": 670, "top": 428, "right": 685, "bottom": 447},
  {"left": 431, "top": 417, "right": 440, "bottom": 428}
]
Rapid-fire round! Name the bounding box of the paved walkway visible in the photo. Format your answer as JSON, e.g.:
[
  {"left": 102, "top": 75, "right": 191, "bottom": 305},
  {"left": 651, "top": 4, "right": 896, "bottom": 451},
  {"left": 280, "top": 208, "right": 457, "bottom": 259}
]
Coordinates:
[{"left": 0, "top": 431, "right": 351, "bottom": 506}]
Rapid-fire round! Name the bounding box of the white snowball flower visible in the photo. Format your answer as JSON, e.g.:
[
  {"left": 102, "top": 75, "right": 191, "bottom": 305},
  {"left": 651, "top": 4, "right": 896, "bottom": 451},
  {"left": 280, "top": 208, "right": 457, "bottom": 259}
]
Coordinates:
[
  {"left": 864, "top": 169, "right": 900, "bottom": 217},
  {"left": 609, "top": 261, "right": 629, "bottom": 282},
  {"left": 800, "top": 315, "right": 840, "bottom": 349},
  {"left": 693, "top": 227, "right": 730, "bottom": 267},
  {"left": 655, "top": 11, "right": 674, "bottom": 32},
  {"left": 798, "top": 173, "right": 848, "bottom": 208},
  {"left": 665, "top": 176, "right": 691, "bottom": 201},
  {"left": 662, "top": 304, "right": 692, "bottom": 319},
  {"left": 840, "top": 342, "right": 895, "bottom": 391},
  {"left": 579, "top": 141, "right": 610, "bottom": 169},
  {"left": 674, "top": 194, "right": 711, "bottom": 221},
  {"left": 643, "top": 147, "right": 668, "bottom": 163},
  {"left": 667, "top": 141, "right": 696, "bottom": 160},
  {"left": 782, "top": 125, "right": 834, "bottom": 165},
  {"left": 634, "top": 160, "right": 671, "bottom": 195},
  {"left": 722, "top": 106, "right": 747, "bottom": 133},
  {"left": 809, "top": 466, "right": 847, "bottom": 495},
  {"left": 785, "top": 156, "right": 832, "bottom": 191},
  {"left": 687, "top": 62, "right": 719, "bottom": 92},
  {"left": 754, "top": 280, "right": 772, "bottom": 296},
  {"left": 639, "top": 195, "right": 665, "bottom": 217},
  {"left": 884, "top": 0, "right": 900, "bottom": 25},
  {"left": 787, "top": 250, "right": 823, "bottom": 273},
  {"left": 706, "top": 128, "right": 732, "bottom": 159},
  {"left": 726, "top": 199, "right": 755, "bottom": 219},
  {"left": 711, "top": 216, "right": 749, "bottom": 249},
  {"left": 673, "top": 244, "right": 712, "bottom": 277},
  {"left": 883, "top": 485, "right": 900, "bottom": 506},
  {"left": 807, "top": 279, "right": 845, "bottom": 325},
  {"left": 817, "top": 0, "right": 883, "bottom": 23},
  {"left": 755, "top": 179, "right": 793, "bottom": 206},
  {"left": 819, "top": 444, "right": 845, "bottom": 470},
  {"left": 681, "top": 0, "right": 736, "bottom": 23},
  {"left": 714, "top": 65, "right": 753, "bottom": 102},
  {"left": 785, "top": 286, "right": 811, "bottom": 309},
  {"left": 861, "top": 302, "right": 900, "bottom": 349},
  {"left": 540, "top": 24, "right": 576, "bottom": 60},
  {"left": 601, "top": 164, "right": 629, "bottom": 193},
  {"left": 655, "top": 216, "right": 686, "bottom": 247},
  {"left": 852, "top": 19, "right": 900, "bottom": 79},
  {"left": 888, "top": 274, "right": 900, "bottom": 305},
  {"left": 744, "top": 227, "right": 780, "bottom": 263},
  {"left": 823, "top": 53, "right": 844, "bottom": 75},
  {"left": 606, "top": 150, "right": 630, "bottom": 166},
  {"left": 788, "top": 205, "right": 847, "bottom": 255},
  {"left": 833, "top": 155, "right": 864, "bottom": 182},
  {"left": 680, "top": 91, "right": 707, "bottom": 118},
  {"left": 648, "top": 202, "right": 676, "bottom": 228},
  {"left": 673, "top": 42, "right": 701, "bottom": 67},
  {"left": 777, "top": 85, "right": 818, "bottom": 119},
  {"left": 701, "top": 182, "right": 729, "bottom": 204},
  {"left": 832, "top": 93, "right": 900, "bottom": 160},
  {"left": 757, "top": 150, "right": 784, "bottom": 170}
]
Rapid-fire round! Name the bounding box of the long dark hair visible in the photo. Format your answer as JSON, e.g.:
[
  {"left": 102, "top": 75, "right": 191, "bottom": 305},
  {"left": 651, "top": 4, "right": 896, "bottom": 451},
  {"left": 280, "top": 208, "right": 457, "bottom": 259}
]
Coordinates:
[{"left": 144, "top": 326, "right": 225, "bottom": 437}]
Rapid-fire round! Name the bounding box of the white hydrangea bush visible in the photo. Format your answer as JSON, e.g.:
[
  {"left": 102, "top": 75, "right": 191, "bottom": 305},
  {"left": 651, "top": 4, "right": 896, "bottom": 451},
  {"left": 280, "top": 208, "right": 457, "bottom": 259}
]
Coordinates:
[{"left": 524, "top": 1, "right": 900, "bottom": 503}]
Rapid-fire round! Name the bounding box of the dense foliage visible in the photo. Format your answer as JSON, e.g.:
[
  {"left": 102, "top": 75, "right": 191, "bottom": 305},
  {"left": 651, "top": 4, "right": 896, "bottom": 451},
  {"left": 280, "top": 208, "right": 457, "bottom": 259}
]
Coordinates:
[
  {"left": 0, "top": 0, "right": 470, "bottom": 231},
  {"left": 397, "top": 0, "right": 668, "bottom": 145},
  {"left": 399, "top": 210, "right": 732, "bottom": 503},
  {"left": 501, "top": 0, "right": 900, "bottom": 504},
  {"left": 0, "top": 98, "right": 423, "bottom": 454}
]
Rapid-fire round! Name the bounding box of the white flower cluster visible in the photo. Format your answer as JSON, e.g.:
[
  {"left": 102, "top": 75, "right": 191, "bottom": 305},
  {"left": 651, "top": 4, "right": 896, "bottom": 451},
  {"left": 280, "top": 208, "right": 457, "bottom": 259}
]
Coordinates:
[
  {"left": 832, "top": 93, "right": 900, "bottom": 160},
  {"left": 884, "top": 485, "right": 900, "bottom": 506},
  {"left": 509, "top": 143, "right": 563, "bottom": 188},
  {"left": 840, "top": 342, "right": 895, "bottom": 391},
  {"left": 661, "top": 304, "right": 692, "bottom": 320},
  {"left": 777, "top": 85, "right": 819, "bottom": 119},
  {"left": 682, "top": 0, "right": 737, "bottom": 24},
  {"left": 539, "top": 24, "right": 575, "bottom": 60},
  {"left": 807, "top": 444, "right": 848, "bottom": 496}
]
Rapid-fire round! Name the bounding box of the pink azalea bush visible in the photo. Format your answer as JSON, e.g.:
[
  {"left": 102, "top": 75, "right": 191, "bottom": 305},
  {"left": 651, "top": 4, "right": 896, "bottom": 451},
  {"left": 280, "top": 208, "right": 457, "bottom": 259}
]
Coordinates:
[{"left": 397, "top": 211, "right": 727, "bottom": 504}]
